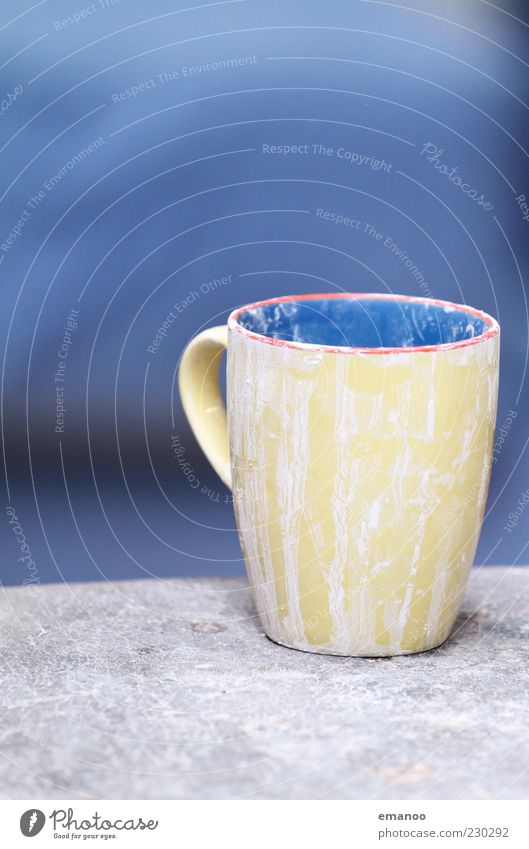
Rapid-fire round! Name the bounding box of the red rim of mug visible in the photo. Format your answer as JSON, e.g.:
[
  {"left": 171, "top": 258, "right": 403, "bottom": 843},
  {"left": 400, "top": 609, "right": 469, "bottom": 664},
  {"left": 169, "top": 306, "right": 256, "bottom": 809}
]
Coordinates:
[{"left": 228, "top": 292, "right": 499, "bottom": 355}]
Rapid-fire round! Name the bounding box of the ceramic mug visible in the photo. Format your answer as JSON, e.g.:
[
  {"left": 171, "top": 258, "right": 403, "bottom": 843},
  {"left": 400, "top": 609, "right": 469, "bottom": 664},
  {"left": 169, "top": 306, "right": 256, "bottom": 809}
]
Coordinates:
[{"left": 179, "top": 293, "right": 500, "bottom": 656}]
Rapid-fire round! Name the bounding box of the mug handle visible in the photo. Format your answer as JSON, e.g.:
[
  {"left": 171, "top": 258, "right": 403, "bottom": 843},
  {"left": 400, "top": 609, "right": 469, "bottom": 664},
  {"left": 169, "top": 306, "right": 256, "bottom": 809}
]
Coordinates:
[{"left": 178, "top": 325, "right": 231, "bottom": 489}]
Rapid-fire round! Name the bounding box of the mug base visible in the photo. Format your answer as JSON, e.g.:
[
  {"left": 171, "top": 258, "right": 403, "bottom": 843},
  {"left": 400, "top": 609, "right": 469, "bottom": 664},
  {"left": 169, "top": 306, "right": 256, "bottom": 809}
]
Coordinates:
[{"left": 265, "top": 631, "right": 453, "bottom": 658}]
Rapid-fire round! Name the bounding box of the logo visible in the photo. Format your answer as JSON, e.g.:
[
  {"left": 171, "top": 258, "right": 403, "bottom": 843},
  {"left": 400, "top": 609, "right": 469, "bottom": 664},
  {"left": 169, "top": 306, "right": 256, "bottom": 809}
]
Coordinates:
[
  {"left": 20, "top": 810, "right": 46, "bottom": 837},
  {"left": 19, "top": 806, "right": 159, "bottom": 837}
]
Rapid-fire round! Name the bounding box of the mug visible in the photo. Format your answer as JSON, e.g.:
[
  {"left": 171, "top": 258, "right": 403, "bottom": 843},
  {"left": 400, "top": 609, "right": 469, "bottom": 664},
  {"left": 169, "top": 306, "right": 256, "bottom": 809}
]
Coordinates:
[{"left": 179, "top": 293, "right": 500, "bottom": 656}]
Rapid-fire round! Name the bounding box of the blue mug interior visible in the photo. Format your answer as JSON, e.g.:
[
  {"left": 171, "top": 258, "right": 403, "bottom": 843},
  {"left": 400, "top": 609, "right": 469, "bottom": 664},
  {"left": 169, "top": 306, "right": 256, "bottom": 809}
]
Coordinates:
[{"left": 236, "top": 296, "right": 488, "bottom": 349}]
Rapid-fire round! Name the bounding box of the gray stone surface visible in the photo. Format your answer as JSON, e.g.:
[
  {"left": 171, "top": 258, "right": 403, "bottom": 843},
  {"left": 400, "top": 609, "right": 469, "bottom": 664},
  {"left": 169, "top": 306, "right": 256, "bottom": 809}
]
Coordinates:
[{"left": 0, "top": 567, "right": 528, "bottom": 800}]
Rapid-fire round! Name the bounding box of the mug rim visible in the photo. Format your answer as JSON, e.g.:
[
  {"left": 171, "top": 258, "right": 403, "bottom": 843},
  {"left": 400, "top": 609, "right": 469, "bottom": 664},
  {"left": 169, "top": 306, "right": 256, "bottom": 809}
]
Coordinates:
[{"left": 228, "top": 292, "right": 499, "bottom": 355}]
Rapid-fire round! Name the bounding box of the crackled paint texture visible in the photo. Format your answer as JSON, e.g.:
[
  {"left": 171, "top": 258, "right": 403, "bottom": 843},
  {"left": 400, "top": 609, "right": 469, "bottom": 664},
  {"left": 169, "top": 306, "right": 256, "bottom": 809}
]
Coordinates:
[{"left": 227, "top": 328, "right": 499, "bottom": 656}]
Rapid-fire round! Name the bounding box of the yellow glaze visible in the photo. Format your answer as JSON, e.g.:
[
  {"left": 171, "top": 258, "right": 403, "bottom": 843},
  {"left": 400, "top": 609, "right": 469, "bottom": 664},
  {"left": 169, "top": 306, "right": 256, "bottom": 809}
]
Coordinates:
[
  {"left": 178, "top": 325, "right": 230, "bottom": 488},
  {"left": 180, "top": 319, "right": 499, "bottom": 656}
]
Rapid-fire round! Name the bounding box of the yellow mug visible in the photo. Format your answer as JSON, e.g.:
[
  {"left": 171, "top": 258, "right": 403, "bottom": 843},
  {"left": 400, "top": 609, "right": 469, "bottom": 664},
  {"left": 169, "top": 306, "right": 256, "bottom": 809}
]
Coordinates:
[{"left": 179, "top": 293, "right": 500, "bottom": 656}]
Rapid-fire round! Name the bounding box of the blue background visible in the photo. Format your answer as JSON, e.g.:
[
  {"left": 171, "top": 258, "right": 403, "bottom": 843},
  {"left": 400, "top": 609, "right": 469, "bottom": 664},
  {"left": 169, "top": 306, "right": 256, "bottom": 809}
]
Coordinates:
[{"left": 1, "top": 0, "right": 529, "bottom": 584}]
